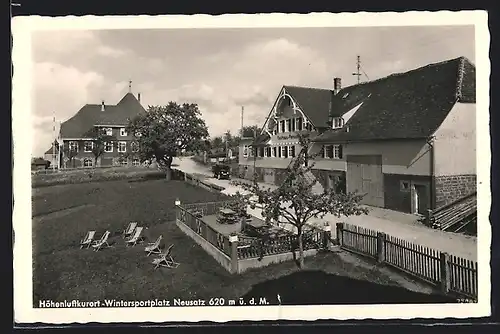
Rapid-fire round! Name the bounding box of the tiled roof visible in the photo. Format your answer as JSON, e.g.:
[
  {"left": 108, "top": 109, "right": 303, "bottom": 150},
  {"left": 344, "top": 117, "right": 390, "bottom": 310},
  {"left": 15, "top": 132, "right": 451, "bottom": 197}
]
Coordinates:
[
  {"left": 283, "top": 86, "right": 337, "bottom": 128},
  {"left": 312, "top": 56, "right": 475, "bottom": 143},
  {"left": 44, "top": 146, "right": 56, "bottom": 155},
  {"left": 251, "top": 133, "right": 271, "bottom": 146},
  {"left": 60, "top": 93, "right": 146, "bottom": 138}
]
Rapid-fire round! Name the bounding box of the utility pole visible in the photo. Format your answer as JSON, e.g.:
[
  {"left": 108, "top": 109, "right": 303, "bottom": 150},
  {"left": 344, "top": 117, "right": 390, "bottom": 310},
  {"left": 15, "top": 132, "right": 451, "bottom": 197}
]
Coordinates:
[
  {"left": 241, "top": 106, "right": 244, "bottom": 137},
  {"left": 352, "top": 55, "right": 361, "bottom": 84},
  {"left": 52, "top": 111, "right": 56, "bottom": 171}
]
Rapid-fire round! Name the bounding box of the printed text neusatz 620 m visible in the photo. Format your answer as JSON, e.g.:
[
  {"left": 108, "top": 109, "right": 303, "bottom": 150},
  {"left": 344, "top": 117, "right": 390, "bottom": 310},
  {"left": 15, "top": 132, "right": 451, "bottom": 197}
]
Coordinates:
[{"left": 39, "top": 297, "right": 270, "bottom": 308}]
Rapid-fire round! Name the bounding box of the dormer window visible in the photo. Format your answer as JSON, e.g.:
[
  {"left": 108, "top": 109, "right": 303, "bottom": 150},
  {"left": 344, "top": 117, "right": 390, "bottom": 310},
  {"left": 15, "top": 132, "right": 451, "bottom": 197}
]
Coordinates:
[{"left": 332, "top": 117, "right": 344, "bottom": 129}]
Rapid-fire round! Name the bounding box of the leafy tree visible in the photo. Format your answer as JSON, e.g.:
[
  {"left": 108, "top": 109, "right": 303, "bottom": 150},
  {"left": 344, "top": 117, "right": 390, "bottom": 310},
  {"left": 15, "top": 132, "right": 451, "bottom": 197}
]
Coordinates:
[
  {"left": 211, "top": 136, "right": 224, "bottom": 152},
  {"left": 241, "top": 125, "right": 260, "bottom": 138},
  {"left": 127, "top": 102, "right": 209, "bottom": 180},
  {"left": 85, "top": 127, "right": 117, "bottom": 167},
  {"left": 230, "top": 133, "right": 368, "bottom": 268}
]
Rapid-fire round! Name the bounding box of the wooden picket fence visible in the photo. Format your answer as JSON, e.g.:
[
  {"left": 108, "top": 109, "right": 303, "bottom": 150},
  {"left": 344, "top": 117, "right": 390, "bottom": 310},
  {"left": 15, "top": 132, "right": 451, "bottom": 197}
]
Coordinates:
[{"left": 337, "top": 223, "right": 478, "bottom": 301}]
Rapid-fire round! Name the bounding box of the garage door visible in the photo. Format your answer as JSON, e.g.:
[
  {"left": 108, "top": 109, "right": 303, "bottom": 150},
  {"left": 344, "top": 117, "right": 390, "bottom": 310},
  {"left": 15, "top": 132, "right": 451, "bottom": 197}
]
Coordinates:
[
  {"left": 263, "top": 168, "right": 275, "bottom": 184},
  {"left": 346, "top": 155, "right": 384, "bottom": 207}
]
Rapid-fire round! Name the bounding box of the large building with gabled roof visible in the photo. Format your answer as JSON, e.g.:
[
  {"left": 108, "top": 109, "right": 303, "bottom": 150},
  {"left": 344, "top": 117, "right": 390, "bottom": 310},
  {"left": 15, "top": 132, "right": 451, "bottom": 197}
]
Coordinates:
[
  {"left": 239, "top": 56, "right": 476, "bottom": 215},
  {"left": 56, "top": 85, "right": 147, "bottom": 168}
]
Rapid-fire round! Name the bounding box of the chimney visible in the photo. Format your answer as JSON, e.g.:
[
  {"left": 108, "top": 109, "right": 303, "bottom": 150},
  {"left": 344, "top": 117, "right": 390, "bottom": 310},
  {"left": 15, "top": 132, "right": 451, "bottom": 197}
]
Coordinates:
[
  {"left": 138, "top": 93, "right": 141, "bottom": 102},
  {"left": 101, "top": 100, "right": 105, "bottom": 112},
  {"left": 333, "top": 77, "right": 342, "bottom": 95}
]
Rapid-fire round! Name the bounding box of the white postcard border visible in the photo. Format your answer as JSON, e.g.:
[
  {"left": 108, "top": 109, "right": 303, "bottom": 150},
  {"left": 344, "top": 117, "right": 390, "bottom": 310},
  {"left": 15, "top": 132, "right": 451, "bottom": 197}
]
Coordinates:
[{"left": 13, "top": 11, "right": 491, "bottom": 324}]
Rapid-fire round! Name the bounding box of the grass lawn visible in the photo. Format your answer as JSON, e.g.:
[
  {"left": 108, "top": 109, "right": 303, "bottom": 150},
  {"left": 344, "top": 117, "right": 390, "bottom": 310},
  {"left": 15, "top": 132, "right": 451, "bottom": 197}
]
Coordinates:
[{"left": 33, "top": 179, "right": 452, "bottom": 306}]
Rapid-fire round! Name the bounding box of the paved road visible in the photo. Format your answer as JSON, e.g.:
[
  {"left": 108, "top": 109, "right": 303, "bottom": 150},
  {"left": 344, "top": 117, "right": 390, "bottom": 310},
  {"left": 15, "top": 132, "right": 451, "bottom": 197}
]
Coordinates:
[{"left": 173, "top": 157, "right": 478, "bottom": 261}]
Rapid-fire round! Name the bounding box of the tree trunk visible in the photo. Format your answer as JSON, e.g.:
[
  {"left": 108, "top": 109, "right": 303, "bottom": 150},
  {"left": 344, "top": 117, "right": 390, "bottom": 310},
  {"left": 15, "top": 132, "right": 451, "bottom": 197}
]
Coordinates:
[
  {"left": 297, "top": 227, "right": 305, "bottom": 269},
  {"left": 163, "top": 156, "right": 174, "bottom": 181}
]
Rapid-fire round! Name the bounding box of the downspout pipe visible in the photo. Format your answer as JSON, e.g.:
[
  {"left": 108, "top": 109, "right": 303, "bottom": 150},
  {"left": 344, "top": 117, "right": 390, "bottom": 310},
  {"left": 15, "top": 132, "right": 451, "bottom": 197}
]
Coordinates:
[{"left": 427, "top": 136, "right": 436, "bottom": 210}]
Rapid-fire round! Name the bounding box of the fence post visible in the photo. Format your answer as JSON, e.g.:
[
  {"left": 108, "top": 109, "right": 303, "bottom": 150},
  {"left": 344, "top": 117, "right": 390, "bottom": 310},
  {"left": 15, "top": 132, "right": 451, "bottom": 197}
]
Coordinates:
[
  {"left": 336, "top": 222, "right": 344, "bottom": 246},
  {"left": 323, "top": 222, "right": 332, "bottom": 250},
  {"left": 440, "top": 252, "right": 451, "bottom": 294},
  {"left": 229, "top": 234, "right": 239, "bottom": 274},
  {"left": 376, "top": 232, "right": 386, "bottom": 263}
]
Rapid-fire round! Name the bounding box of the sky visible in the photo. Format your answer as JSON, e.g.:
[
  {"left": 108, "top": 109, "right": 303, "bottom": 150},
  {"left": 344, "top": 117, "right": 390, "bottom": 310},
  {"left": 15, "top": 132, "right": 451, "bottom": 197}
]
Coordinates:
[{"left": 31, "top": 25, "right": 475, "bottom": 157}]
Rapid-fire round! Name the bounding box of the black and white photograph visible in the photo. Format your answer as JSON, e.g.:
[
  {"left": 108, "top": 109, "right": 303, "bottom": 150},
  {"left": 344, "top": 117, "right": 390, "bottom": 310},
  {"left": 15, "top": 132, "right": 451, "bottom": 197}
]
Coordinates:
[{"left": 13, "top": 11, "right": 490, "bottom": 323}]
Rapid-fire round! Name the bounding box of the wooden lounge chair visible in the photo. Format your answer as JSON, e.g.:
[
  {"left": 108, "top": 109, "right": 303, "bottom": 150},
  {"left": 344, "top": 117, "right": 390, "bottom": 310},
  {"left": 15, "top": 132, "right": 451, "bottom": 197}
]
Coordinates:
[
  {"left": 152, "top": 244, "right": 180, "bottom": 269},
  {"left": 145, "top": 235, "right": 163, "bottom": 257},
  {"left": 125, "top": 226, "right": 144, "bottom": 247},
  {"left": 122, "top": 222, "right": 138, "bottom": 239},
  {"left": 80, "top": 230, "right": 96, "bottom": 249},
  {"left": 92, "top": 231, "right": 111, "bottom": 252}
]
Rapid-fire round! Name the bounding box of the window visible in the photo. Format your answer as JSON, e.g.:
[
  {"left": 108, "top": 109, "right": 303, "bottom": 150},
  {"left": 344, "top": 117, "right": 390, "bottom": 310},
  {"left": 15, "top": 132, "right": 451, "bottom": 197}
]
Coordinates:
[
  {"left": 290, "top": 118, "right": 296, "bottom": 132},
  {"left": 272, "top": 146, "right": 277, "bottom": 158},
  {"left": 249, "top": 147, "right": 254, "bottom": 157},
  {"left": 118, "top": 141, "right": 127, "bottom": 153},
  {"left": 120, "top": 128, "right": 128, "bottom": 136},
  {"left": 280, "top": 120, "right": 285, "bottom": 133},
  {"left": 120, "top": 158, "right": 128, "bottom": 166},
  {"left": 286, "top": 119, "right": 291, "bottom": 132},
  {"left": 259, "top": 147, "right": 265, "bottom": 157},
  {"left": 296, "top": 118, "right": 303, "bottom": 131},
  {"left": 243, "top": 145, "right": 249, "bottom": 158},
  {"left": 282, "top": 146, "right": 288, "bottom": 158},
  {"left": 400, "top": 181, "right": 410, "bottom": 192},
  {"left": 332, "top": 117, "right": 344, "bottom": 129},
  {"left": 132, "top": 158, "right": 140, "bottom": 166},
  {"left": 83, "top": 158, "right": 93, "bottom": 167},
  {"left": 289, "top": 146, "right": 296, "bottom": 158},
  {"left": 104, "top": 141, "right": 113, "bottom": 153},
  {"left": 323, "top": 144, "right": 343, "bottom": 159},
  {"left": 83, "top": 141, "right": 93, "bottom": 152},
  {"left": 131, "top": 141, "right": 139, "bottom": 153},
  {"left": 277, "top": 146, "right": 282, "bottom": 158},
  {"left": 266, "top": 147, "right": 272, "bottom": 157},
  {"left": 104, "top": 128, "right": 113, "bottom": 136},
  {"left": 306, "top": 123, "right": 313, "bottom": 131},
  {"left": 68, "top": 141, "right": 79, "bottom": 152}
]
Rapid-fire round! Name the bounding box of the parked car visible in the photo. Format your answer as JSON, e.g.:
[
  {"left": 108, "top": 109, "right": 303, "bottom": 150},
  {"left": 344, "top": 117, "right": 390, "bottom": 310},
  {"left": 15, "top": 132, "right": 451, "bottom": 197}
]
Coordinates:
[{"left": 212, "top": 163, "right": 231, "bottom": 180}]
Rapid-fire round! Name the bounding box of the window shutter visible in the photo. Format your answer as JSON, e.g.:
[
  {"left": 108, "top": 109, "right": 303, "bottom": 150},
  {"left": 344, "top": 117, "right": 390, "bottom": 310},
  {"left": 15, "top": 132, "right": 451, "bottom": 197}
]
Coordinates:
[
  {"left": 291, "top": 146, "right": 296, "bottom": 157},
  {"left": 338, "top": 145, "right": 343, "bottom": 159},
  {"left": 320, "top": 145, "right": 325, "bottom": 158}
]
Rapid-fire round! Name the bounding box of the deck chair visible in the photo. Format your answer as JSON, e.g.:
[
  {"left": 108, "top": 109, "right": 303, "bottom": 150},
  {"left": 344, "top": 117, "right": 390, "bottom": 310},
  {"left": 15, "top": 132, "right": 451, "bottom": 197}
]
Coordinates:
[
  {"left": 122, "top": 222, "right": 138, "bottom": 239},
  {"left": 125, "top": 226, "right": 144, "bottom": 247},
  {"left": 80, "top": 230, "right": 96, "bottom": 249},
  {"left": 92, "top": 231, "right": 111, "bottom": 252},
  {"left": 145, "top": 235, "right": 163, "bottom": 256},
  {"left": 152, "top": 244, "right": 180, "bottom": 269}
]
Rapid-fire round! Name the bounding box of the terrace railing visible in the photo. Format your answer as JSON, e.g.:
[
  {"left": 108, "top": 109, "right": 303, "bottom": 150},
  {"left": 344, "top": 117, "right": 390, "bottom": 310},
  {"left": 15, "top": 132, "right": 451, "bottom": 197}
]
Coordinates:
[
  {"left": 237, "top": 225, "right": 324, "bottom": 260},
  {"left": 176, "top": 204, "right": 231, "bottom": 256}
]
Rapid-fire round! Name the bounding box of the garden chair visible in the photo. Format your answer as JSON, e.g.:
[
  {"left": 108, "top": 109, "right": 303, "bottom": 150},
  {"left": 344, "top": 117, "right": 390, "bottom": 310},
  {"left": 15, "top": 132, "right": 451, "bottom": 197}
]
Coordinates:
[
  {"left": 122, "top": 222, "right": 138, "bottom": 239},
  {"left": 92, "top": 231, "right": 111, "bottom": 252},
  {"left": 145, "top": 235, "right": 163, "bottom": 257},
  {"left": 125, "top": 226, "right": 145, "bottom": 247},
  {"left": 151, "top": 244, "right": 180, "bottom": 269},
  {"left": 80, "top": 230, "right": 96, "bottom": 249}
]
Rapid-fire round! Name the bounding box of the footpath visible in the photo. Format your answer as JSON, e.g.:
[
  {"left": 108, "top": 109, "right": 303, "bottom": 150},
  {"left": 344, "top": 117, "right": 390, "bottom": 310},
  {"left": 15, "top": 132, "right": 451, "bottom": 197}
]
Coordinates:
[{"left": 173, "top": 157, "right": 478, "bottom": 261}]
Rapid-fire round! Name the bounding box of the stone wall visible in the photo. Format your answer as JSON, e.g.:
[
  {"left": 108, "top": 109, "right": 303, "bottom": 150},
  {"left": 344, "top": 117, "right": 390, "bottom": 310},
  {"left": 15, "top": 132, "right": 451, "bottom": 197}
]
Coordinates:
[{"left": 435, "top": 174, "right": 477, "bottom": 208}]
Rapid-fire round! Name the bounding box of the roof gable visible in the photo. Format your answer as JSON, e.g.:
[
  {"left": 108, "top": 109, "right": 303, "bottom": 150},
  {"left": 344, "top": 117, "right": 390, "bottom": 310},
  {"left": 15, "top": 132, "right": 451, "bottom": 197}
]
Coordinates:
[
  {"left": 60, "top": 93, "right": 147, "bottom": 138},
  {"left": 313, "top": 56, "right": 476, "bottom": 143},
  {"left": 283, "top": 86, "right": 335, "bottom": 128}
]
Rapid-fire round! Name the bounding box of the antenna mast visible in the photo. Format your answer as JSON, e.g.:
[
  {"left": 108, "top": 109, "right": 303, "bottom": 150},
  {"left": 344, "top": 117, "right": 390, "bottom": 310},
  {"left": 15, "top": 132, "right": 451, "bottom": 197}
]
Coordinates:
[
  {"left": 352, "top": 55, "right": 361, "bottom": 84},
  {"left": 241, "top": 106, "right": 244, "bottom": 136}
]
